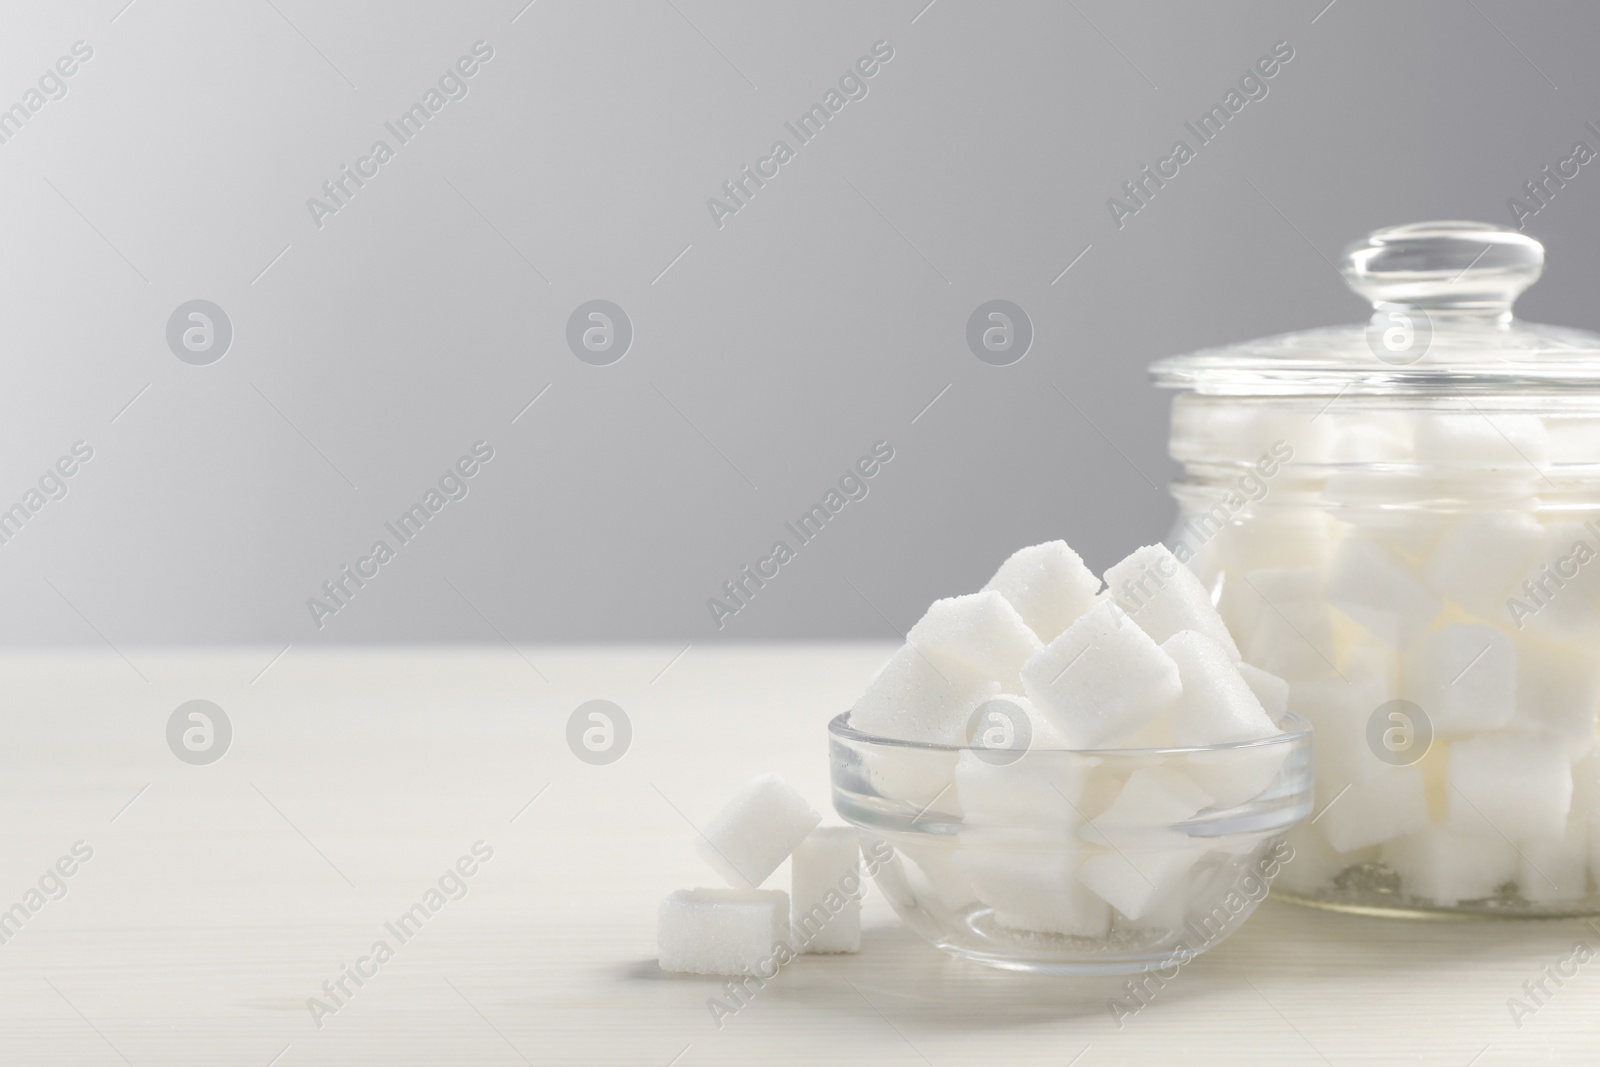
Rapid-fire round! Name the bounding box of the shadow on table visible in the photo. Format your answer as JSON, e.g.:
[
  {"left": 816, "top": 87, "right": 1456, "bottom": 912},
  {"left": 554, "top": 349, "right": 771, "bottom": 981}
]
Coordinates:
[{"left": 620, "top": 897, "right": 1600, "bottom": 1032}]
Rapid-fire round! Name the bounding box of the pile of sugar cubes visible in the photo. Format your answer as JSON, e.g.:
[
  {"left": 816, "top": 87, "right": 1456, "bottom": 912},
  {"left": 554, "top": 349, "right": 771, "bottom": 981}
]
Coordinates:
[
  {"left": 1173, "top": 402, "right": 1600, "bottom": 906},
  {"left": 658, "top": 773, "right": 865, "bottom": 975},
  {"left": 850, "top": 540, "right": 1290, "bottom": 936}
]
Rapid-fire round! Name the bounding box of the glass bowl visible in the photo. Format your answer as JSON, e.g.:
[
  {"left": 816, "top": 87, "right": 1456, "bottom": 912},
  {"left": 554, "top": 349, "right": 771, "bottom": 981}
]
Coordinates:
[{"left": 829, "top": 709, "right": 1313, "bottom": 974}]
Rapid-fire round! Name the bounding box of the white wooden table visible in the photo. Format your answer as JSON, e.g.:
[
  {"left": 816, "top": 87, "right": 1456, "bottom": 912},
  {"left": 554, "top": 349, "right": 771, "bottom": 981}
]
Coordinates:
[{"left": 0, "top": 644, "right": 1592, "bottom": 1064}]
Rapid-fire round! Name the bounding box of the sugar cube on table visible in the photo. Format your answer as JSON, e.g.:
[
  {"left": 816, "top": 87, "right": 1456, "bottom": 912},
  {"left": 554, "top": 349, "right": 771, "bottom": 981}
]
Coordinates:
[
  {"left": 1382, "top": 829, "right": 1518, "bottom": 906},
  {"left": 1314, "top": 765, "right": 1430, "bottom": 852},
  {"left": 694, "top": 774, "right": 821, "bottom": 889},
  {"left": 1162, "top": 631, "right": 1278, "bottom": 745},
  {"left": 1512, "top": 638, "right": 1600, "bottom": 758},
  {"left": 1020, "top": 599, "right": 1182, "bottom": 748},
  {"left": 790, "top": 828, "right": 862, "bottom": 954},
  {"left": 1518, "top": 820, "right": 1591, "bottom": 903},
  {"left": 1405, "top": 624, "right": 1516, "bottom": 737},
  {"left": 1326, "top": 534, "right": 1442, "bottom": 644},
  {"left": 1104, "top": 544, "right": 1241, "bottom": 660},
  {"left": 1237, "top": 663, "right": 1290, "bottom": 720},
  {"left": 982, "top": 540, "right": 1103, "bottom": 643},
  {"left": 850, "top": 643, "right": 1000, "bottom": 745},
  {"left": 953, "top": 840, "right": 1111, "bottom": 938},
  {"left": 906, "top": 591, "right": 1042, "bottom": 690},
  {"left": 658, "top": 888, "right": 789, "bottom": 975},
  {"left": 1447, "top": 732, "right": 1571, "bottom": 842},
  {"left": 1422, "top": 512, "right": 1544, "bottom": 621}
]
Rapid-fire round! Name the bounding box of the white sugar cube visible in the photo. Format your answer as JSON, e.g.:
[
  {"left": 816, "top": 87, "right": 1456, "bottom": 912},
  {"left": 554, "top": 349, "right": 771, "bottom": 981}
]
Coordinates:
[
  {"left": 1546, "top": 417, "right": 1600, "bottom": 464},
  {"left": 1345, "top": 639, "right": 1402, "bottom": 695},
  {"left": 964, "top": 692, "right": 1071, "bottom": 752},
  {"left": 982, "top": 540, "right": 1102, "bottom": 643},
  {"left": 1104, "top": 544, "right": 1241, "bottom": 660},
  {"left": 1423, "top": 513, "right": 1544, "bottom": 621},
  {"left": 906, "top": 591, "right": 1042, "bottom": 690},
  {"left": 1170, "top": 401, "right": 1328, "bottom": 465},
  {"left": 658, "top": 888, "right": 789, "bottom": 974},
  {"left": 1292, "top": 672, "right": 1394, "bottom": 797},
  {"left": 897, "top": 841, "right": 978, "bottom": 911},
  {"left": 1447, "top": 733, "right": 1571, "bottom": 842},
  {"left": 1221, "top": 568, "right": 1338, "bottom": 680},
  {"left": 851, "top": 643, "right": 1000, "bottom": 744},
  {"left": 1412, "top": 412, "right": 1551, "bottom": 469},
  {"left": 1329, "top": 496, "right": 1443, "bottom": 559},
  {"left": 1184, "top": 743, "right": 1292, "bottom": 811},
  {"left": 1510, "top": 522, "right": 1600, "bottom": 640},
  {"left": 1080, "top": 776, "right": 1211, "bottom": 921},
  {"left": 1162, "top": 631, "right": 1278, "bottom": 745},
  {"left": 1079, "top": 831, "right": 1210, "bottom": 921},
  {"left": 1382, "top": 830, "right": 1517, "bottom": 905},
  {"left": 1237, "top": 663, "right": 1289, "bottom": 719},
  {"left": 1405, "top": 624, "right": 1516, "bottom": 737},
  {"left": 790, "top": 828, "right": 861, "bottom": 954},
  {"left": 1211, "top": 510, "right": 1333, "bottom": 572},
  {"left": 1512, "top": 638, "right": 1600, "bottom": 758},
  {"left": 1088, "top": 768, "right": 1213, "bottom": 842},
  {"left": 953, "top": 842, "right": 1110, "bottom": 938},
  {"left": 1020, "top": 600, "right": 1182, "bottom": 748},
  {"left": 1519, "top": 820, "right": 1591, "bottom": 903},
  {"left": 1129, "top": 872, "right": 1201, "bottom": 932},
  {"left": 695, "top": 774, "right": 822, "bottom": 889},
  {"left": 1326, "top": 535, "right": 1442, "bottom": 644},
  {"left": 954, "top": 699, "right": 1097, "bottom": 831},
  {"left": 1315, "top": 766, "right": 1430, "bottom": 852},
  {"left": 1327, "top": 413, "right": 1417, "bottom": 464}
]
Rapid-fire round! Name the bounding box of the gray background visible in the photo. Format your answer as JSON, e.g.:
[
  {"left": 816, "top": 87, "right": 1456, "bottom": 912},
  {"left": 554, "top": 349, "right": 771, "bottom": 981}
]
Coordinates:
[{"left": 2, "top": 0, "right": 1597, "bottom": 647}]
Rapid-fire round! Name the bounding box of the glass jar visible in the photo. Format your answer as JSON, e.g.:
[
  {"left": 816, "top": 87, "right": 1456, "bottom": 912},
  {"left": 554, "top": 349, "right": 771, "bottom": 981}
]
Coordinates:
[{"left": 1152, "top": 221, "right": 1600, "bottom": 917}]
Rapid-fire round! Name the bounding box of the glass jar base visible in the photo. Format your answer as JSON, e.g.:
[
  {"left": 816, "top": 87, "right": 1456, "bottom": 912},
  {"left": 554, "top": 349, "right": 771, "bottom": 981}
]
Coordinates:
[{"left": 1275, "top": 888, "right": 1600, "bottom": 920}]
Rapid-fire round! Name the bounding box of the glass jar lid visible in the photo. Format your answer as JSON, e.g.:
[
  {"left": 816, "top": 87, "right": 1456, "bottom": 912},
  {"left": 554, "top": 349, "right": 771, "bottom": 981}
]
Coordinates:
[{"left": 1151, "top": 221, "right": 1600, "bottom": 395}]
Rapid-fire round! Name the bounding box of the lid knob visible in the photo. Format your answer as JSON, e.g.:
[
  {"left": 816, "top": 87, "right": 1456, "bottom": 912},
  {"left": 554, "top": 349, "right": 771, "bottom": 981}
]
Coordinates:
[{"left": 1340, "top": 221, "right": 1543, "bottom": 323}]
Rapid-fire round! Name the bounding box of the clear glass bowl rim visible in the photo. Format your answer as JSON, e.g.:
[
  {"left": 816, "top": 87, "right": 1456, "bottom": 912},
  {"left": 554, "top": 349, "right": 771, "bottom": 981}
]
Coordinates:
[{"left": 829, "top": 709, "right": 1312, "bottom": 758}]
